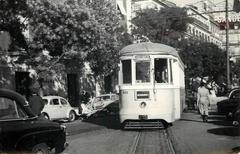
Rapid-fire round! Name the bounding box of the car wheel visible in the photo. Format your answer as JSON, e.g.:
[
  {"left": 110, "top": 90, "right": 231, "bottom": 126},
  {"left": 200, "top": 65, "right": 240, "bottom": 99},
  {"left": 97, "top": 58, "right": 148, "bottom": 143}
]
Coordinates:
[
  {"left": 32, "top": 143, "right": 50, "bottom": 154},
  {"left": 68, "top": 111, "right": 76, "bottom": 122},
  {"left": 42, "top": 113, "right": 50, "bottom": 120}
]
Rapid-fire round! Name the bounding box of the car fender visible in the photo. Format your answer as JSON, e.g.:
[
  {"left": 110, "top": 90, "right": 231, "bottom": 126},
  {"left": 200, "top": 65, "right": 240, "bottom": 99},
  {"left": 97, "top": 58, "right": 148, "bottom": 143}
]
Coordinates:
[
  {"left": 41, "top": 107, "right": 52, "bottom": 120},
  {"left": 15, "top": 129, "right": 62, "bottom": 150}
]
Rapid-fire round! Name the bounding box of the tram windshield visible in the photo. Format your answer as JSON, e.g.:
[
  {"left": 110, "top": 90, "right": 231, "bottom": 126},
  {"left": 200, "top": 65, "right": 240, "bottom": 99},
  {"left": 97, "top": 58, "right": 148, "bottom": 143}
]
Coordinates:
[
  {"left": 136, "top": 61, "right": 150, "bottom": 83},
  {"left": 122, "top": 60, "right": 132, "bottom": 84},
  {"left": 121, "top": 58, "right": 173, "bottom": 84},
  {"left": 154, "top": 59, "right": 168, "bottom": 83}
]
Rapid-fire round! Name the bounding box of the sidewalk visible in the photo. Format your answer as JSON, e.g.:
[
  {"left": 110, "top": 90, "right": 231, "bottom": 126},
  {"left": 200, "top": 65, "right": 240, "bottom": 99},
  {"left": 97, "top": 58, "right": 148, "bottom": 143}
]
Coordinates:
[{"left": 168, "top": 110, "right": 240, "bottom": 154}]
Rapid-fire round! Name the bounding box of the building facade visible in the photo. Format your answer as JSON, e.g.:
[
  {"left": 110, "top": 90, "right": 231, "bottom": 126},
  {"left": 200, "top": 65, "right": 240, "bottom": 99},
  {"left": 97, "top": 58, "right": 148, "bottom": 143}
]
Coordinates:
[
  {"left": 185, "top": 5, "right": 222, "bottom": 47},
  {"left": 214, "top": 11, "right": 240, "bottom": 59},
  {"left": 117, "top": 0, "right": 223, "bottom": 47}
]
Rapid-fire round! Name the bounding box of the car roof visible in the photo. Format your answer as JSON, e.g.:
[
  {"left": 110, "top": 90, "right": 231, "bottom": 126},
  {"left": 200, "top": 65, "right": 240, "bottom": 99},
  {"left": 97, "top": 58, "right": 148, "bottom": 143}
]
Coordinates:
[
  {"left": 0, "top": 88, "right": 35, "bottom": 117},
  {"left": 42, "top": 96, "right": 65, "bottom": 99},
  {"left": 97, "top": 94, "right": 117, "bottom": 97},
  {"left": 100, "top": 93, "right": 117, "bottom": 96}
]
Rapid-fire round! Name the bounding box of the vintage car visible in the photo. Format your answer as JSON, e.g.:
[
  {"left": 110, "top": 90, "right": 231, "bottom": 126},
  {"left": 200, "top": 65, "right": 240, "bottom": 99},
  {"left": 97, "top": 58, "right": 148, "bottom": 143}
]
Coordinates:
[
  {"left": 81, "top": 93, "right": 119, "bottom": 118},
  {"left": 217, "top": 89, "right": 240, "bottom": 116},
  {"left": 0, "top": 88, "right": 67, "bottom": 154},
  {"left": 42, "top": 96, "right": 81, "bottom": 122},
  {"left": 91, "top": 94, "right": 119, "bottom": 110}
]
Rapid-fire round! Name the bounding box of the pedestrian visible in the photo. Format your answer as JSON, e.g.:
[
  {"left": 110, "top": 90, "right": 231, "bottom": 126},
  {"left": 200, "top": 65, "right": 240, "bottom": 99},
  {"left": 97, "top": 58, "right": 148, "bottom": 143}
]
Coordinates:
[
  {"left": 197, "top": 81, "right": 211, "bottom": 122},
  {"left": 28, "top": 84, "right": 45, "bottom": 117}
]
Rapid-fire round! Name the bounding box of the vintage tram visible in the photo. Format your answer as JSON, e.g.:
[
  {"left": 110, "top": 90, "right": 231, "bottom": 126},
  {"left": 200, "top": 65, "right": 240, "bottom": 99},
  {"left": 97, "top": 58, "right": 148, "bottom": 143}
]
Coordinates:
[{"left": 118, "top": 42, "right": 185, "bottom": 129}]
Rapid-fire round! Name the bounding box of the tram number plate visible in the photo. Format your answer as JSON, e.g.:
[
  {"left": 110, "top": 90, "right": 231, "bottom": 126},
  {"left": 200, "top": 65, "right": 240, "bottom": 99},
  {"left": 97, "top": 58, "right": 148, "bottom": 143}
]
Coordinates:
[{"left": 139, "top": 115, "right": 148, "bottom": 120}]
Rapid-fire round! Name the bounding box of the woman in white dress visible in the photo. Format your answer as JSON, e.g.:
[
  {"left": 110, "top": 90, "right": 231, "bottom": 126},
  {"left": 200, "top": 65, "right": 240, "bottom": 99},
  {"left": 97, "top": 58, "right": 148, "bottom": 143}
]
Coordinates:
[{"left": 197, "top": 81, "right": 211, "bottom": 122}]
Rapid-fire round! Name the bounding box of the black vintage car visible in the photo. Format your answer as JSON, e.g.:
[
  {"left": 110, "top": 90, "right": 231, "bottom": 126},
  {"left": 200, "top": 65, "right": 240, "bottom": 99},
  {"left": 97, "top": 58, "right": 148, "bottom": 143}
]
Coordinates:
[
  {"left": 217, "top": 89, "right": 240, "bottom": 116},
  {"left": 0, "top": 88, "right": 67, "bottom": 154}
]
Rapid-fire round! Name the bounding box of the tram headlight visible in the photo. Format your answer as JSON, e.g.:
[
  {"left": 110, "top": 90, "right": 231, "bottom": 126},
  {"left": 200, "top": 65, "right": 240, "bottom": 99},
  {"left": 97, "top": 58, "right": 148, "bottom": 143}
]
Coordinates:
[{"left": 140, "top": 102, "right": 146, "bottom": 108}]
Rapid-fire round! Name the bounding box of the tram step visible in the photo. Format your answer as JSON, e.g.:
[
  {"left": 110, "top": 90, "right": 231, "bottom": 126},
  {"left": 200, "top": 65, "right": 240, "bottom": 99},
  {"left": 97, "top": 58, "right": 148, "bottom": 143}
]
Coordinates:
[{"left": 124, "top": 121, "right": 165, "bottom": 129}]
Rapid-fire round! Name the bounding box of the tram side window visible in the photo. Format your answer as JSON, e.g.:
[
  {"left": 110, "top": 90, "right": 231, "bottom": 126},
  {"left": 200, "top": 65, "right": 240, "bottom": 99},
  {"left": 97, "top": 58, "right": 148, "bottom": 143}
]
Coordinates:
[
  {"left": 136, "top": 61, "right": 150, "bottom": 83},
  {"left": 122, "top": 60, "right": 132, "bottom": 84},
  {"left": 154, "top": 59, "right": 168, "bottom": 83}
]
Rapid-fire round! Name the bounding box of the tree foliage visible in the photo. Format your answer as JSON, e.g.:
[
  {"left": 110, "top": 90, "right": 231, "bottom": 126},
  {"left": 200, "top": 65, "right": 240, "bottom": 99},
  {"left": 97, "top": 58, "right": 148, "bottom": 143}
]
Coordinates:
[
  {"left": 26, "top": 0, "right": 127, "bottom": 77},
  {"left": 0, "top": 0, "right": 28, "bottom": 51},
  {"left": 27, "top": 0, "right": 95, "bottom": 73},
  {"left": 85, "top": 0, "right": 130, "bottom": 77},
  {"left": 179, "top": 40, "right": 226, "bottom": 83},
  {"left": 131, "top": 7, "right": 192, "bottom": 45},
  {"left": 131, "top": 6, "right": 226, "bottom": 85},
  {"left": 1, "top": 0, "right": 129, "bottom": 84}
]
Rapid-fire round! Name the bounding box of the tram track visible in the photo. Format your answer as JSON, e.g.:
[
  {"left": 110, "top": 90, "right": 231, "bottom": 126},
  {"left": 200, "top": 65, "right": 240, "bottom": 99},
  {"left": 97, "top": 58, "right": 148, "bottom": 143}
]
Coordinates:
[{"left": 128, "top": 129, "right": 175, "bottom": 154}]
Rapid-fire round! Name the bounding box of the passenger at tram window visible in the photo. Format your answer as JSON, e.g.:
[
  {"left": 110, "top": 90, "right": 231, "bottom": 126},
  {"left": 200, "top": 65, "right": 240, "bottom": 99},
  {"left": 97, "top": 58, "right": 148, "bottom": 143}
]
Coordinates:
[
  {"left": 155, "top": 71, "right": 167, "bottom": 83},
  {"left": 155, "top": 71, "right": 162, "bottom": 83},
  {"left": 161, "top": 65, "right": 168, "bottom": 83},
  {"left": 155, "top": 59, "right": 168, "bottom": 83}
]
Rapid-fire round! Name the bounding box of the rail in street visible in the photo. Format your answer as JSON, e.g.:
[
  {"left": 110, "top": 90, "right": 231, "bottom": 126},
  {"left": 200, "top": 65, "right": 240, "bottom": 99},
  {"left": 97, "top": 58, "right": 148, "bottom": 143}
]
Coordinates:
[
  {"left": 128, "top": 129, "right": 175, "bottom": 154},
  {"left": 63, "top": 115, "right": 176, "bottom": 154}
]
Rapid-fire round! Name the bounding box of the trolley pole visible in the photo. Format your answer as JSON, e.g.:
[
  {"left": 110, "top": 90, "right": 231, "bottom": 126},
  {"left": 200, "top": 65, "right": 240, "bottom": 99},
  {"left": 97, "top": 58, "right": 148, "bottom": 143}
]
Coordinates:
[{"left": 226, "top": 0, "right": 231, "bottom": 89}]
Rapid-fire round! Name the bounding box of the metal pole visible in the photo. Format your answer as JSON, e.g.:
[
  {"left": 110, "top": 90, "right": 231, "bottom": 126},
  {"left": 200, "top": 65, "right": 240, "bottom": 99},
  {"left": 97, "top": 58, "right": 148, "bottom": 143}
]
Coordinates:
[{"left": 226, "top": 0, "right": 230, "bottom": 89}]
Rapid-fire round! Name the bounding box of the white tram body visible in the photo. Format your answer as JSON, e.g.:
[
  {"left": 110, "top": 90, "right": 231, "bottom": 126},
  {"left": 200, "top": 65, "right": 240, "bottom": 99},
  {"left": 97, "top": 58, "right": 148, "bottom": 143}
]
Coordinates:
[{"left": 118, "top": 42, "right": 185, "bottom": 128}]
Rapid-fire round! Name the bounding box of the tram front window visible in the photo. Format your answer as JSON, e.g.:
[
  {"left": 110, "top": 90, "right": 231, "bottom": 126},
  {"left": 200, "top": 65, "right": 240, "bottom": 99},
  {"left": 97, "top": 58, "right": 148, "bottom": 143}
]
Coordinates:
[
  {"left": 122, "top": 60, "right": 132, "bottom": 84},
  {"left": 154, "top": 59, "right": 168, "bottom": 83},
  {"left": 136, "top": 61, "right": 150, "bottom": 83}
]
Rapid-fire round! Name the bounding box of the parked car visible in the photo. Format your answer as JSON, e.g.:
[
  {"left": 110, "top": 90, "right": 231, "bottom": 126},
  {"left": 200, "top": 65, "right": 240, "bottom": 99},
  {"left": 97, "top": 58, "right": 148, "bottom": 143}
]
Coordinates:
[
  {"left": 217, "top": 89, "right": 240, "bottom": 116},
  {"left": 92, "top": 93, "right": 119, "bottom": 110},
  {"left": 0, "top": 88, "right": 67, "bottom": 154},
  {"left": 42, "top": 96, "right": 81, "bottom": 122},
  {"left": 233, "top": 106, "right": 240, "bottom": 126},
  {"left": 81, "top": 93, "right": 119, "bottom": 118}
]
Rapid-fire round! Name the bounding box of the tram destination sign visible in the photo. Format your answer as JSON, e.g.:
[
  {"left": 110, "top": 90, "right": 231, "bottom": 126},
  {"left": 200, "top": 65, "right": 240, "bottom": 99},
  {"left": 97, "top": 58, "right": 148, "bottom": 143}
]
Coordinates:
[
  {"left": 136, "top": 91, "right": 150, "bottom": 99},
  {"left": 134, "top": 55, "right": 150, "bottom": 60}
]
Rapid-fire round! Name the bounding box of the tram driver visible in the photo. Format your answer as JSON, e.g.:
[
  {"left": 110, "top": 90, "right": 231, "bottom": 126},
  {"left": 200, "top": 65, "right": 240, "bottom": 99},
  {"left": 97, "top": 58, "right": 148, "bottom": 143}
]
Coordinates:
[{"left": 155, "top": 65, "right": 168, "bottom": 83}]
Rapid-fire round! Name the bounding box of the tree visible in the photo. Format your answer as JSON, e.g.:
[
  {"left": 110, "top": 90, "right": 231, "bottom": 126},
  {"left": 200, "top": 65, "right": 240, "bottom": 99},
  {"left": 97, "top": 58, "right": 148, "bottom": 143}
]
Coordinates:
[
  {"left": 1, "top": 0, "right": 128, "bottom": 94},
  {"left": 24, "top": 0, "right": 128, "bottom": 79},
  {"left": 131, "top": 7, "right": 192, "bottom": 45},
  {"left": 85, "top": 0, "right": 130, "bottom": 78},
  {"left": 0, "top": 0, "right": 28, "bottom": 51},
  {"left": 26, "top": 0, "right": 94, "bottom": 73},
  {"left": 179, "top": 40, "right": 226, "bottom": 86}
]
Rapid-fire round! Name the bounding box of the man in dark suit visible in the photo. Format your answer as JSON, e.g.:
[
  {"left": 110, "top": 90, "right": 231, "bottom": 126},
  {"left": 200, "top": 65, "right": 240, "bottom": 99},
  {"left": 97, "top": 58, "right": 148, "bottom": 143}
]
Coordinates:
[{"left": 28, "top": 85, "right": 44, "bottom": 116}]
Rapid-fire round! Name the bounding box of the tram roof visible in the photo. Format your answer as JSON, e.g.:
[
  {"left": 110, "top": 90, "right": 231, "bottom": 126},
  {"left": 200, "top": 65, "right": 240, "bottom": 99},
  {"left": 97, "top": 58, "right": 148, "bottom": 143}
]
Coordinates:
[{"left": 120, "top": 42, "right": 179, "bottom": 57}]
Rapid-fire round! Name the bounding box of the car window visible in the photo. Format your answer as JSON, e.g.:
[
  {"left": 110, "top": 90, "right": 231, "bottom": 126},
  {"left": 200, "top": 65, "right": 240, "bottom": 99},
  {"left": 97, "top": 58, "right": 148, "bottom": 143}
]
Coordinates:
[
  {"left": 0, "top": 97, "right": 28, "bottom": 120},
  {"left": 93, "top": 97, "right": 101, "bottom": 103},
  {"left": 50, "top": 99, "right": 59, "bottom": 105},
  {"left": 60, "top": 98, "right": 68, "bottom": 106},
  {"left": 112, "top": 95, "right": 118, "bottom": 100},
  {"left": 102, "top": 96, "right": 110, "bottom": 100}
]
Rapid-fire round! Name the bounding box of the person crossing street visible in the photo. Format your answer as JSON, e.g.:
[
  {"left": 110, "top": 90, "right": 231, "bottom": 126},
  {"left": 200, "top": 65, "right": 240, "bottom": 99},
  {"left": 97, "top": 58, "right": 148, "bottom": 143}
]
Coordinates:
[{"left": 197, "top": 81, "right": 211, "bottom": 122}]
